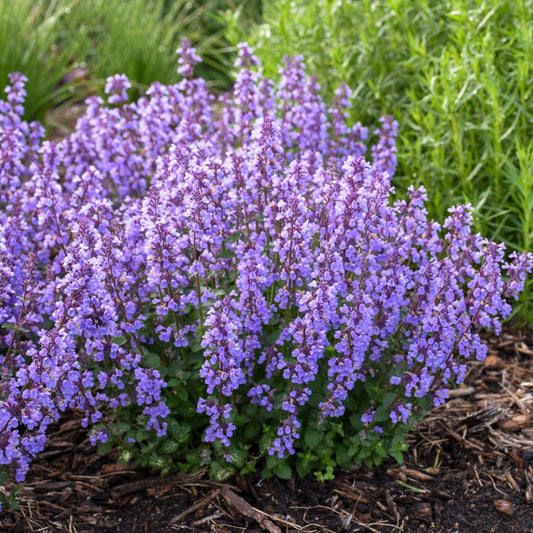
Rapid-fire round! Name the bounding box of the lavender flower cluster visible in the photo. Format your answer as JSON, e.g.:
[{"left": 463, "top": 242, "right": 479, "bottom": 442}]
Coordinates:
[{"left": 0, "top": 41, "right": 531, "bottom": 494}]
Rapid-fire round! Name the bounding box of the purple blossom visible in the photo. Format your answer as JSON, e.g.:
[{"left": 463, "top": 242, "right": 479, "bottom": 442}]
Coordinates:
[
  {"left": 104, "top": 74, "right": 132, "bottom": 105},
  {"left": 177, "top": 38, "right": 201, "bottom": 78}
]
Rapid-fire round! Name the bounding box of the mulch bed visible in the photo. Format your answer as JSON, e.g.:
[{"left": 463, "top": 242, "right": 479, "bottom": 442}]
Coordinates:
[{"left": 1, "top": 328, "right": 532, "bottom": 532}]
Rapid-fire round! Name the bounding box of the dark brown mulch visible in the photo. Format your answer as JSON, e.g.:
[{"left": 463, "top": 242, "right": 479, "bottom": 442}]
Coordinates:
[{"left": 1, "top": 329, "right": 533, "bottom": 533}]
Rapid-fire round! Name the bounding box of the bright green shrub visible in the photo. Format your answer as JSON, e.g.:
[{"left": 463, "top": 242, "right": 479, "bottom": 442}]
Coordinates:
[{"left": 226, "top": 0, "right": 533, "bottom": 321}]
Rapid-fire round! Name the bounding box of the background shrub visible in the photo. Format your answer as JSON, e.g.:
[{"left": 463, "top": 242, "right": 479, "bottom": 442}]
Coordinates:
[
  {"left": 226, "top": 0, "right": 533, "bottom": 321},
  {"left": 0, "top": 0, "right": 85, "bottom": 122},
  {"left": 0, "top": 0, "right": 245, "bottom": 126}
]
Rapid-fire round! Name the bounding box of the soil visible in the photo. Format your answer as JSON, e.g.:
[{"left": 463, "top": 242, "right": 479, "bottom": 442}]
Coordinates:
[{"left": 1, "top": 329, "right": 533, "bottom": 533}]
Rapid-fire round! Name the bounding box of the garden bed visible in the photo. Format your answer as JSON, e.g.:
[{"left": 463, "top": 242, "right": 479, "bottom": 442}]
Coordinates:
[
  {"left": 2, "top": 36, "right": 533, "bottom": 533},
  {"left": 2, "top": 329, "right": 532, "bottom": 533}
]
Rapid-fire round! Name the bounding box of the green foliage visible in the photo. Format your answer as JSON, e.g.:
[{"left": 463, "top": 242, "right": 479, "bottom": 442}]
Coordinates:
[
  {"left": 226, "top": 0, "right": 533, "bottom": 322},
  {"left": 0, "top": 0, "right": 243, "bottom": 125},
  {"left": 0, "top": 0, "right": 88, "bottom": 122},
  {"left": 92, "top": 291, "right": 430, "bottom": 482},
  {"left": 0, "top": 468, "right": 20, "bottom": 511},
  {"left": 96, "top": 324, "right": 418, "bottom": 483},
  {"left": 65, "top": 0, "right": 233, "bottom": 94}
]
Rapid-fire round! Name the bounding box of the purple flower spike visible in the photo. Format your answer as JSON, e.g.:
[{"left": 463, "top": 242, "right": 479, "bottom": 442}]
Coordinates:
[
  {"left": 177, "top": 38, "right": 201, "bottom": 78},
  {"left": 104, "top": 74, "right": 132, "bottom": 105}
]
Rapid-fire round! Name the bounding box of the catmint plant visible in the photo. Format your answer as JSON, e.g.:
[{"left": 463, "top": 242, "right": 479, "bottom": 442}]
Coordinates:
[{"left": 0, "top": 40, "right": 531, "bottom": 509}]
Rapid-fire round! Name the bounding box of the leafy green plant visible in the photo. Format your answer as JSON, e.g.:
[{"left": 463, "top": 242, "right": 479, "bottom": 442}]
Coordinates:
[
  {"left": 0, "top": 0, "right": 241, "bottom": 127},
  {"left": 0, "top": 0, "right": 87, "bottom": 122},
  {"left": 65, "top": 0, "right": 235, "bottom": 94},
  {"left": 226, "top": 0, "right": 533, "bottom": 322},
  {"left": 0, "top": 468, "right": 20, "bottom": 512}
]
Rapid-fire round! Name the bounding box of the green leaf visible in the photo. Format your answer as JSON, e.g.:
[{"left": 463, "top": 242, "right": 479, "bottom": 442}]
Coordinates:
[
  {"left": 373, "top": 406, "right": 389, "bottom": 423},
  {"left": 390, "top": 448, "right": 404, "bottom": 464},
  {"left": 363, "top": 380, "right": 377, "bottom": 397},
  {"left": 174, "top": 386, "right": 189, "bottom": 402},
  {"left": 382, "top": 392, "right": 396, "bottom": 409},
  {"left": 374, "top": 441, "right": 388, "bottom": 458},
  {"left": 149, "top": 455, "right": 168, "bottom": 471},
  {"left": 119, "top": 449, "right": 134, "bottom": 463},
  {"left": 219, "top": 249, "right": 236, "bottom": 259},
  {"left": 244, "top": 421, "right": 261, "bottom": 440},
  {"left": 0, "top": 468, "right": 10, "bottom": 485},
  {"left": 185, "top": 449, "right": 203, "bottom": 466},
  {"left": 1, "top": 323, "right": 29, "bottom": 333},
  {"left": 296, "top": 459, "right": 312, "bottom": 478},
  {"left": 190, "top": 338, "right": 204, "bottom": 353},
  {"left": 210, "top": 460, "right": 236, "bottom": 482},
  {"left": 167, "top": 420, "right": 191, "bottom": 444},
  {"left": 161, "top": 440, "right": 180, "bottom": 455},
  {"left": 144, "top": 352, "right": 161, "bottom": 369},
  {"left": 265, "top": 454, "right": 280, "bottom": 471},
  {"left": 349, "top": 414, "right": 363, "bottom": 430},
  {"left": 261, "top": 466, "right": 275, "bottom": 479},
  {"left": 135, "top": 429, "right": 148, "bottom": 442},
  {"left": 335, "top": 444, "right": 353, "bottom": 469},
  {"left": 111, "top": 422, "right": 132, "bottom": 436},
  {"left": 167, "top": 362, "right": 181, "bottom": 377},
  {"left": 240, "top": 462, "right": 257, "bottom": 476},
  {"left": 304, "top": 428, "right": 323, "bottom": 450},
  {"left": 110, "top": 336, "right": 127, "bottom": 346},
  {"left": 274, "top": 462, "right": 292, "bottom": 480},
  {"left": 7, "top": 490, "right": 20, "bottom": 511},
  {"left": 166, "top": 418, "right": 180, "bottom": 436},
  {"left": 392, "top": 434, "right": 406, "bottom": 449},
  {"left": 97, "top": 440, "right": 115, "bottom": 455},
  {"left": 226, "top": 445, "right": 248, "bottom": 469},
  {"left": 176, "top": 403, "right": 199, "bottom": 418},
  {"left": 363, "top": 457, "right": 373, "bottom": 468},
  {"left": 259, "top": 330, "right": 281, "bottom": 345},
  {"left": 417, "top": 395, "right": 431, "bottom": 411},
  {"left": 314, "top": 466, "right": 335, "bottom": 482},
  {"left": 315, "top": 442, "right": 332, "bottom": 459},
  {"left": 259, "top": 432, "right": 275, "bottom": 454}
]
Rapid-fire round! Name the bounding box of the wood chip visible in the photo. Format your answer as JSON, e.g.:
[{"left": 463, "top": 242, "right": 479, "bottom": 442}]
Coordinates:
[
  {"left": 448, "top": 386, "right": 476, "bottom": 398},
  {"left": 499, "top": 414, "right": 532, "bottom": 432},
  {"left": 412, "top": 502, "right": 432, "bottom": 522},
  {"left": 100, "top": 463, "right": 134, "bottom": 474},
  {"left": 385, "top": 491, "right": 400, "bottom": 523},
  {"left": 494, "top": 499, "right": 515, "bottom": 515},
  {"left": 437, "top": 422, "right": 484, "bottom": 451},
  {"left": 169, "top": 490, "right": 220, "bottom": 525},
  {"left": 399, "top": 467, "right": 434, "bottom": 481},
  {"left": 33, "top": 481, "right": 72, "bottom": 493},
  {"left": 505, "top": 472, "right": 521, "bottom": 493},
  {"left": 191, "top": 510, "right": 224, "bottom": 527},
  {"left": 515, "top": 342, "right": 533, "bottom": 356},
  {"left": 483, "top": 355, "right": 502, "bottom": 368},
  {"left": 526, "top": 483, "right": 533, "bottom": 504},
  {"left": 110, "top": 470, "right": 207, "bottom": 499},
  {"left": 333, "top": 482, "right": 370, "bottom": 505}
]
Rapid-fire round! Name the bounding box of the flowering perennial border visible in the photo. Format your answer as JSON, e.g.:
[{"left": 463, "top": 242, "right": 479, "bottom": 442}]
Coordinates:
[{"left": 0, "top": 41, "right": 531, "bottom": 504}]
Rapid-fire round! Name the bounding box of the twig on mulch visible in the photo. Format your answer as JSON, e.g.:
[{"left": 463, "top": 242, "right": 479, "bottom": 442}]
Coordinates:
[
  {"left": 220, "top": 488, "right": 282, "bottom": 533},
  {"left": 110, "top": 469, "right": 208, "bottom": 499},
  {"left": 169, "top": 488, "right": 220, "bottom": 524}
]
